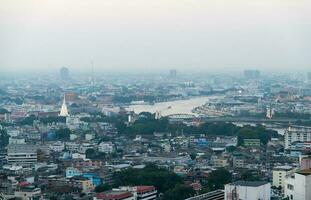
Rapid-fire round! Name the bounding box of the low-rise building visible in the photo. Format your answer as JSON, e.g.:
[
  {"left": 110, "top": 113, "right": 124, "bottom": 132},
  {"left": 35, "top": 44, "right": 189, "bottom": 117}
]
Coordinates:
[
  {"left": 66, "top": 167, "right": 82, "bottom": 178},
  {"left": 98, "top": 142, "right": 115, "bottom": 153},
  {"left": 9, "top": 137, "right": 25, "bottom": 144},
  {"left": 95, "top": 186, "right": 157, "bottom": 200},
  {"left": 212, "top": 157, "right": 229, "bottom": 168},
  {"left": 300, "top": 155, "right": 311, "bottom": 170},
  {"left": 95, "top": 190, "right": 134, "bottom": 200},
  {"left": 232, "top": 156, "right": 245, "bottom": 168},
  {"left": 66, "top": 176, "right": 94, "bottom": 194},
  {"left": 14, "top": 186, "right": 41, "bottom": 200},
  {"left": 133, "top": 186, "right": 157, "bottom": 200},
  {"left": 49, "top": 141, "right": 65, "bottom": 152},
  {"left": 243, "top": 139, "right": 260, "bottom": 147},
  {"left": 65, "top": 142, "right": 80, "bottom": 152}
]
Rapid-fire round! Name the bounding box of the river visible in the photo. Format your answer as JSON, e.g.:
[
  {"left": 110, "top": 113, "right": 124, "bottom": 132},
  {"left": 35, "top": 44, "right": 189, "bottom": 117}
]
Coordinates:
[{"left": 126, "top": 96, "right": 221, "bottom": 116}]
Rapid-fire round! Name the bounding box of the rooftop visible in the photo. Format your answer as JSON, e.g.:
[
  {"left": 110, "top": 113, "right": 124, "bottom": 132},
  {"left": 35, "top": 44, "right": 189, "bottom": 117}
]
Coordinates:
[
  {"left": 136, "top": 186, "right": 156, "bottom": 193},
  {"left": 297, "top": 169, "right": 311, "bottom": 176},
  {"left": 229, "top": 181, "right": 269, "bottom": 187},
  {"left": 273, "top": 166, "right": 293, "bottom": 171},
  {"left": 96, "top": 191, "right": 132, "bottom": 200}
]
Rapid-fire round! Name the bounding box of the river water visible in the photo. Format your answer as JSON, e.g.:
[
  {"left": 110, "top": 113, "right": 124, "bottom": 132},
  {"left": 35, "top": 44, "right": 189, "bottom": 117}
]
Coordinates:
[
  {"left": 126, "top": 96, "right": 287, "bottom": 135},
  {"left": 126, "top": 96, "right": 220, "bottom": 116}
]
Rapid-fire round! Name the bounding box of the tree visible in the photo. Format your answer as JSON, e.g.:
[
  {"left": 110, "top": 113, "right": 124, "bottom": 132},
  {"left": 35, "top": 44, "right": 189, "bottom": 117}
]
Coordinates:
[
  {"left": 0, "top": 129, "right": 9, "bottom": 148},
  {"left": 0, "top": 108, "right": 9, "bottom": 114},
  {"left": 226, "top": 146, "right": 237, "bottom": 153},
  {"left": 55, "top": 128, "right": 71, "bottom": 141},
  {"left": 237, "top": 125, "right": 278, "bottom": 146},
  {"left": 240, "top": 170, "right": 260, "bottom": 181},
  {"left": 41, "top": 116, "right": 66, "bottom": 124},
  {"left": 163, "top": 184, "right": 195, "bottom": 200},
  {"left": 85, "top": 148, "right": 96, "bottom": 159},
  {"left": 190, "top": 153, "right": 197, "bottom": 160},
  {"left": 116, "top": 121, "right": 128, "bottom": 134},
  {"left": 204, "top": 122, "right": 237, "bottom": 136},
  {"left": 113, "top": 164, "right": 183, "bottom": 194},
  {"left": 207, "top": 168, "right": 232, "bottom": 190},
  {"left": 95, "top": 184, "right": 112, "bottom": 193},
  {"left": 18, "top": 114, "right": 37, "bottom": 125}
]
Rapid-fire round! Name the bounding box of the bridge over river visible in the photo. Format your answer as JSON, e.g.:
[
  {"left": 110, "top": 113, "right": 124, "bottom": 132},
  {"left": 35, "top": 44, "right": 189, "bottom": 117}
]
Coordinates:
[
  {"left": 167, "top": 114, "right": 309, "bottom": 124},
  {"left": 201, "top": 117, "right": 308, "bottom": 123}
]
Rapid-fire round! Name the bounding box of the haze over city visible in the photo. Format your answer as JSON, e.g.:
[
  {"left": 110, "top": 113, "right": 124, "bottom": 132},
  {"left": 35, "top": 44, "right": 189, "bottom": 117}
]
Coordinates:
[{"left": 1, "top": 0, "right": 311, "bottom": 74}]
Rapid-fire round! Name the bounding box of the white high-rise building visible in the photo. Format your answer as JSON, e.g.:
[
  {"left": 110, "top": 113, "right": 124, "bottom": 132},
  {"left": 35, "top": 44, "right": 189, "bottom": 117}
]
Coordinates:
[
  {"left": 284, "top": 169, "right": 311, "bottom": 200},
  {"left": 284, "top": 126, "right": 311, "bottom": 149},
  {"left": 7, "top": 144, "right": 38, "bottom": 166},
  {"left": 272, "top": 166, "right": 293, "bottom": 195},
  {"left": 59, "top": 95, "right": 69, "bottom": 117}
]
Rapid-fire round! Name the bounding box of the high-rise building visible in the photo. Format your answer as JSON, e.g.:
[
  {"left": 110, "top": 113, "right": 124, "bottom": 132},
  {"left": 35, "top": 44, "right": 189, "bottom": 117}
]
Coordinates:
[
  {"left": 284, "top": 169, "right": 311, "bottom": 200},
  {"left": 284, "top": 126, "right": 311, "bottom": 149},
  {"left": 7, "top": 144, "right": 38, "bottom": 166},
  {"left": 60, "top": 67, "right": 69, "bottom": 80},
  {"left": 169, "top": 69, "right": 177, "bottom": 78},
  {"left": 307, "top": 72, "right": 311, "bottom": 83},
  {"left": 244, "top": 70, "right": 260, "bottom": 79},
  {"left": 272, "top": 166, "right": 293, "bottom": 195}
]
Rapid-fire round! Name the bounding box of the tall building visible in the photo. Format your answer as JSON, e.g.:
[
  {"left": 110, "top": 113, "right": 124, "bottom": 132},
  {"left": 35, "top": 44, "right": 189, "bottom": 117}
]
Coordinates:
[
  {"left": 307, "top": 72, "right": 311, "bottom": 83},
  {"left": 169, "top": 69, "right": 177, "bottom": 78},
  {"left": 284, "top": 126, "right": 311, "bottom": 149},
  {"left": 272, "top": 166, "right": 293, "bottom": 195},
  {"left": 224, "top": 181, "right": 270, "bottom": 200},
  {"left": 300, "top": 155, "right": 311, "bottom": 170},
  {"left": 7, "top": 144, "right": 38, "bottom": 166},
  {"left": 59, "top": 95, "right": 69, "bottom": 117},
  {"left": 60, "top": 67, "right": 69, "bottom": 80},
  {"left": 284, "top": 169, "right": 311, "bottom": 200},
  {"left": 243, "top": 70, "right": 260, "bottom": 79}
]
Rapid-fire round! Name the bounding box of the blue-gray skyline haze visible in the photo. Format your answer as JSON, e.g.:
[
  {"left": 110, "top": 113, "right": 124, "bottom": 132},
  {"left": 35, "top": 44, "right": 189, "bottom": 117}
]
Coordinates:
[{"left": 1, "top": 0, "right": 310, "bottom": 74}]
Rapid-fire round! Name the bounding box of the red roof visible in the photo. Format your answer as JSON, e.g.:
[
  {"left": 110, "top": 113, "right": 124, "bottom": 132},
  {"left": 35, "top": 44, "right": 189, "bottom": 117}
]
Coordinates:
[
  {"left": 136, "top": 186, "right": 156, "bottom": 194},
  {"left": 190, "top": 182, "right": 202, "bottom": 191},
  {"left": 18, "top": 181, "right": 30, "bottom": 187},
  {"left": 96, "top": 191, "right": 132, "bottom": 200}
]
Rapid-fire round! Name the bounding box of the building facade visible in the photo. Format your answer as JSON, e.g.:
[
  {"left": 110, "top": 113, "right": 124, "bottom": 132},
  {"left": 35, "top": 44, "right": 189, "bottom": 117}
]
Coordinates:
[
  {"left": 284, "top": 170, "right": 311, "bottom": 200},
  {"left": 284, "top": 126, "right": 311, "bottom": 149},
  {"left": 272, "top": 166, "right": 293, "bottom": 195},
  {"left": 7, "top": 144, "right": 37, "bottom": 166},
  {"left": 225, "top": 181, "right": 270, "bottom": 200}
]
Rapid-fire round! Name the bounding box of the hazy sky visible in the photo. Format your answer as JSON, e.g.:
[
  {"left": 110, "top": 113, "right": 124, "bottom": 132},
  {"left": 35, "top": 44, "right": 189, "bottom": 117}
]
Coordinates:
[{"left": 1, "top": 0, "right": 310, "bottom": 74}]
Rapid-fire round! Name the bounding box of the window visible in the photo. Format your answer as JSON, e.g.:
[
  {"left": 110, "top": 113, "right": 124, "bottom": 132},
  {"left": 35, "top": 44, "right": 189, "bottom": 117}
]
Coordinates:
[{"left": 287, "top": 184, "right": 294, "bottom": 190}]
